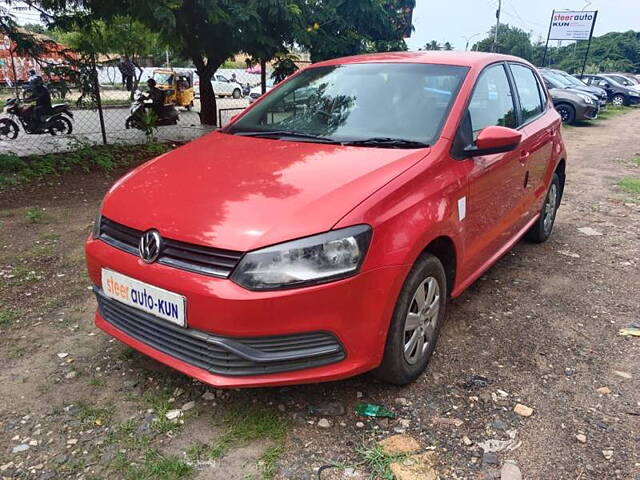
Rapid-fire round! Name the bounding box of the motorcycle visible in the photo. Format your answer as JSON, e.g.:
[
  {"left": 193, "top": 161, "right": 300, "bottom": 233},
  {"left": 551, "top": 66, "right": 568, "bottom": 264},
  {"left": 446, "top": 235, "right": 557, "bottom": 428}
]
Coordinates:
[
  {"left": 0, "top": 97, "right": 74, "bottom": 140},
  {"left": 125, "top": 90, "right": 180, "bottom": 130}
]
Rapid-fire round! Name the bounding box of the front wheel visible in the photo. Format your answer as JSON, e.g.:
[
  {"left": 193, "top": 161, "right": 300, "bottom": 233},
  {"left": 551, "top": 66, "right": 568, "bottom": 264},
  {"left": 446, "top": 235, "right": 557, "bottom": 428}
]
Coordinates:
[
  {"left": 612, "top": 94, "right": 626, "bottom": 107},
  {"left": 556, "top": 103, "right": 576, "bottom": 124},
  {"left": 374, "top": 253, "right": 447, "bottom": 385},
  {"left": 0, "top": 118, "right": 19, "bottom": 140},
  {"left": 48, "top": 116, "right": 72, "bottom": 135},
  {"left": 525, "top": 173, "right": 560, "bottom": 243}
]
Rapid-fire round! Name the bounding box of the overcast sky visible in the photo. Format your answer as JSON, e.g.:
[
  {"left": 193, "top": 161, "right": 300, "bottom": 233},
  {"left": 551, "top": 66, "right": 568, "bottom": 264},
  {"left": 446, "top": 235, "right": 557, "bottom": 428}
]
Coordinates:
[{"left": 407, "top": 0, "right": 640, "bottom": 51}]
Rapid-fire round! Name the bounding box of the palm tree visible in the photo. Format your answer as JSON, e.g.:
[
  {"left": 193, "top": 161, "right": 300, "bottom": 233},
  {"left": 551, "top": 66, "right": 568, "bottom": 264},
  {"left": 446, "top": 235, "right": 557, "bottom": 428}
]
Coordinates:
[{"left": 423, "top": 40, "right": 441, "bottom": 51}]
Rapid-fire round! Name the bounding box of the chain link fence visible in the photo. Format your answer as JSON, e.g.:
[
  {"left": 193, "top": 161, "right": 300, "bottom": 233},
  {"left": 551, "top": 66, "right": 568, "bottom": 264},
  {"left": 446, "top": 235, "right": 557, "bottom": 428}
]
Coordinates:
[{"left": 0, "top": 66, "right": 268, "bottom": 156}]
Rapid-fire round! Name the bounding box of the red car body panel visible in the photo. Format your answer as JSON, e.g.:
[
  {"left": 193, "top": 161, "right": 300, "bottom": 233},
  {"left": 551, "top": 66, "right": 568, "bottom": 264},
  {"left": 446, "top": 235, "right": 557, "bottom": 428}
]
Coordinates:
[{"left": 86, "top": 52, "right": 566, "bottom": 387}]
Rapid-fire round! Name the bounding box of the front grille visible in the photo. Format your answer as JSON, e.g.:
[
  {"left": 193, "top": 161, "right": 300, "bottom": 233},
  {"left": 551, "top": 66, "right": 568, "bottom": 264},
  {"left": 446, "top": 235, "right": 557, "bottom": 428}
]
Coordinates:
[
  {"left": 95, "top": 288, "right": 345, "bottom": 376},
  {"left": 99, "top": 217, "right": 243, "bottom": 278}
]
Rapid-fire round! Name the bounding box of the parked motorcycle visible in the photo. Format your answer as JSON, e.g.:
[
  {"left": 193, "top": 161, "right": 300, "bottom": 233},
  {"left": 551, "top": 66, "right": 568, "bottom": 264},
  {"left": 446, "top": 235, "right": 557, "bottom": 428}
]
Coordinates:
[
  {"left": 0, "top": 97, "right": 74, "bottom": 140},
  {"left": 125, "top": 90, "right": 180, "bottom": 130}
]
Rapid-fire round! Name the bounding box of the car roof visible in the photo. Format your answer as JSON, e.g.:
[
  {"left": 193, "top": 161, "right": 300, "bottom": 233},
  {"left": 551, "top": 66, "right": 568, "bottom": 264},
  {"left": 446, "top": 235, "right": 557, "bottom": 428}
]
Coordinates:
[{"left": 311, "top": 51, "right": 530, "bottom": 69}]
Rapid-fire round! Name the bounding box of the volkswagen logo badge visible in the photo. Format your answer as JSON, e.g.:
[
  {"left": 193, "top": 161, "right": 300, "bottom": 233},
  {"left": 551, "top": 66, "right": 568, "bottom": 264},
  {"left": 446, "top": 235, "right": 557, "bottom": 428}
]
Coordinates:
[{"left": 139, "top": 230, "right": 162, "bottom": 263}]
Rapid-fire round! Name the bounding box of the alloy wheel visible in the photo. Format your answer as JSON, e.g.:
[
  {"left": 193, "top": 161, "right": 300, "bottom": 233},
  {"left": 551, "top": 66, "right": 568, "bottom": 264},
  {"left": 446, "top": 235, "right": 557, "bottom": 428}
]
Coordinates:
[
  {"left": 612, "top": 95, "right": 625, "bottom": 106},
  {"left": 543, "top": 183, "right": 558, "bottom": 235},
  {"left": 403, "top": 276, "right": 440, "bottom": 365}
]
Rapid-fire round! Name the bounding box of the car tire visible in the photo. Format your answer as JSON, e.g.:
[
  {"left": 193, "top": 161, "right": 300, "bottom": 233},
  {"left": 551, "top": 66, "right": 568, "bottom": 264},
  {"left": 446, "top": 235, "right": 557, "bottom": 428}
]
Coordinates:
[
  {"left": 374, "top": 253, "right": 447, "bottom": 385},
  {"left": 612, "top": 94, "right": 626, "bottom": 107},
  {"left": 555, "top": 103, "right": 576, "bottom": 124},
  {"left": 525, "top": 173, "right": 561, "bottom": 243},
  {"left": 232, "top": 88, "right": 241, "bottom": 99}
]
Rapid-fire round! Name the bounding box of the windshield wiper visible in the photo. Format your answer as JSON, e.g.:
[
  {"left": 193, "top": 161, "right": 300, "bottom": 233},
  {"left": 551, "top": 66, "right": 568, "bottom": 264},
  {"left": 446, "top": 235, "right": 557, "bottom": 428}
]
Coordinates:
[
  {"left": 230, "top": 130, "right": 337, "bottom": 143},
  {"left": 340, "top": 137, "right": 429, "bottom": 149}
]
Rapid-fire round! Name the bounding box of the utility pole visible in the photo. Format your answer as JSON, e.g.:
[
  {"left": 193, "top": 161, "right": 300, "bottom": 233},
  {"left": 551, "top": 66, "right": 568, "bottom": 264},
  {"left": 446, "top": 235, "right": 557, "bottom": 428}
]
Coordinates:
[{"left": 492, "top": 0, "right": 502, "bottom": 52}]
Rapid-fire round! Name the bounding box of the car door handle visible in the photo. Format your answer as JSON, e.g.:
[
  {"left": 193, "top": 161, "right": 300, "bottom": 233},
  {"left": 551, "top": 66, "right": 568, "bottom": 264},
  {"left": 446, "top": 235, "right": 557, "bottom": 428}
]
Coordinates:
[{"left": 520, "top": 150, "right": 530, "bottom": 164}]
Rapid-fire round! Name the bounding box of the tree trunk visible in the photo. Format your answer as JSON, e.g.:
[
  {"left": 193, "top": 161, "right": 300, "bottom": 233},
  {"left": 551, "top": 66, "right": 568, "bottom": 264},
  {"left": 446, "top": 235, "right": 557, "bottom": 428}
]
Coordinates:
[
  {"left": 260, "top": 59, "right": 267, "bottom": 95},
  {"left": 197, "top": 67, "right": 217, "bottom": 125}
]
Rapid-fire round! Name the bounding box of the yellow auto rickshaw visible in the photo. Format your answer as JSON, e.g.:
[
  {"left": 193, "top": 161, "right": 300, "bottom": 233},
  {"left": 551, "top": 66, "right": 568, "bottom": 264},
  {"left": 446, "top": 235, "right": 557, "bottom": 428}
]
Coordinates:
[{"left": 152, "top": 68, "right": 195, "bottom": 110}]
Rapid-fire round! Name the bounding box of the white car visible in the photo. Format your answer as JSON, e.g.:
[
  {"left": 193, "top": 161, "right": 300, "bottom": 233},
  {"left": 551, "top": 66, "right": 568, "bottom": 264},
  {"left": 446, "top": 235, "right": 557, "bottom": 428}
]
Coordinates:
[
  {"left": 212, "top": 74, "right": 243, "bottom": 98},
  {"left": 249, "top": 79, "right": 275, "bottom": 103},
  {"left": 194, "top": 73, "right": 244, "bottom": 99}
]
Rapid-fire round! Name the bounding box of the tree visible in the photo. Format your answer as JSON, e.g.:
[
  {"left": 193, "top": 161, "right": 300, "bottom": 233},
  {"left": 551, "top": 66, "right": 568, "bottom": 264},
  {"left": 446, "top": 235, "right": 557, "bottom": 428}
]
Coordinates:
[
  {"left": 473, "top": 24, "right": 534, "bottom": 61},
  {"left": 241, "top": 1, "right": 302, "bottom": 94},
  {"left": 53, "top": 15, "right": 160, "bottom": 95},
  {"left": 423, "top": 40, "right": 441, "bottom": 51},
  {"left": 297, "top": 0, "right": 415, "bottom": 62},
  {"left": 443, "top": 41, "right": 453, "bottom": 51}
]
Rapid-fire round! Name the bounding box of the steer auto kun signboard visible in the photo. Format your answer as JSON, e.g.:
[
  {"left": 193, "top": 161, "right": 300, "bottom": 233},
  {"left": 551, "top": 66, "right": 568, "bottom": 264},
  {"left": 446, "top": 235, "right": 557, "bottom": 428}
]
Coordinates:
[{"left": 549, "top": 11, "right": 597, "bottom": 41}]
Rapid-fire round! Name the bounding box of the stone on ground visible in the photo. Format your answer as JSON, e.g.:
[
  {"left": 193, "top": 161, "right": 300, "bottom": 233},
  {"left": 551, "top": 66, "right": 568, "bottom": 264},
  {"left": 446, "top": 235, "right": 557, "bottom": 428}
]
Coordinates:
[
  {"left": 500, "top": 460, "right": 522, "bottom": 480},
  {"left": 378, "top": 434, "right": 421, "bottom": 455},
  {"left": 513, "top": 404, "right": 534, "bottom": 417},
  {"left": 389, "top": 452, "right": 438, "bottom": 480}
]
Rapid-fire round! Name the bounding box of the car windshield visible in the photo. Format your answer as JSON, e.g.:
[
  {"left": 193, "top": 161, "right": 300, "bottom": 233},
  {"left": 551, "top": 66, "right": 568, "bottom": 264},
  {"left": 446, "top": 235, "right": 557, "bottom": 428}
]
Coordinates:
[
  {"left": 544, "top": 72, "right": 572, "bottom": 88},
  {"left": 153, "top": 72, "right": 173, "bottom": 85},
  {"left": 556, "top": 72, "right": 586, "bottom": 87},
  {"left": 227, "top": 63, "right": 468, "bottom": 146}
]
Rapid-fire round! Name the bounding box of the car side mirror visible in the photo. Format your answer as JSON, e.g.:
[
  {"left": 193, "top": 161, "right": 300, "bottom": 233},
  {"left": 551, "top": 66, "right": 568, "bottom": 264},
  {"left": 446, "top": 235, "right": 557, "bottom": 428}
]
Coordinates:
[{"left": 463, "top": 126, "right": 522, "bottom": 157}]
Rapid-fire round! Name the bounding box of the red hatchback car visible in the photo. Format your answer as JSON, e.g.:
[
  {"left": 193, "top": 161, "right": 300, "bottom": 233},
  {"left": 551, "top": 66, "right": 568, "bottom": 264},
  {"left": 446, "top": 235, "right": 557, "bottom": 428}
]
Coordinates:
[{"left": 85, "top": 52, "right": 566, "bottom": 387}]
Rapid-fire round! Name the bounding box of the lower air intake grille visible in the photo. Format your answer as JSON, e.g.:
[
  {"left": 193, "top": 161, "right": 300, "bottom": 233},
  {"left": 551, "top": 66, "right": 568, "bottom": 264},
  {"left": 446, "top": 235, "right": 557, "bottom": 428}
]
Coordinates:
[{"left": 95, "top": 288, "right": 345, "bottom": 376}]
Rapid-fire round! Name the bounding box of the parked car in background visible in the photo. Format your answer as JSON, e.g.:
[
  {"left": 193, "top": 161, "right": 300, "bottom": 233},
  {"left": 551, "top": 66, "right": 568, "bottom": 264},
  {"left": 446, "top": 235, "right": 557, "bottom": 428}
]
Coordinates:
[
  {"left": 546, "top": 86, "right": 598, "bottom": 124},
  {"left": 194, "top": 73, "right": 244, "bottom": 99},
  {"left": 212, "top": 73, "right": 244, "bottom": 99},
  {"left": 540, "top": 68, "right": 608, "bottom": 107},
  {"left": 601, "top": 73, "right": 640, "bottom": 92},
  {"left": 248, "top": 78, "right": 275, "bottom": 103},
  {"left": 86, "top": 52, "right": 566, "bottom": 388},
  {"left": 578, "top": 74, "right": 640, "bottom": 106}
]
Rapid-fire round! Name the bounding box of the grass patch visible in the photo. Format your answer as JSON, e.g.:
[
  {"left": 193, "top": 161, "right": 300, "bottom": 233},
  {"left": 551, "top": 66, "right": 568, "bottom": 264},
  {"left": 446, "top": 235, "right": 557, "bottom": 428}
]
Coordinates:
[
  {"left": 631, "top": 156, "right": 640, "bottom": 167},
  {"left": 0, "top": 142, "right": 172, "bottom": 186},
  {"left": 107, "top": 419, "right": 152, "bottom": 450},
  {"left": 618, "top": 177, "right": 640, "bottom": 195},
  {"left": 78, "top": 402, "right": 114, "bottom": 426},
  {"left": 597, "top": 105, "right": 629, "bottom": 120},
  {"left": 141, "top": 389, "right": 183, "bottom": 435},
  {"left": 115, "top": 450, "right": 193, "bottom": 480},
  {"left": 25, "top": 208, "right": 49, "bottom": 223},
  {"left": 259, "top": 445, "right": 284, "bottom": 480},
  {"left": 0, "top": 304, "right": 18, "bottom": 325},
  {"left": 209, "top": 405, "right": 287, "bottom": 459},
  {"left": 357, "top": 443, "right": 409, "bottom": 480}
]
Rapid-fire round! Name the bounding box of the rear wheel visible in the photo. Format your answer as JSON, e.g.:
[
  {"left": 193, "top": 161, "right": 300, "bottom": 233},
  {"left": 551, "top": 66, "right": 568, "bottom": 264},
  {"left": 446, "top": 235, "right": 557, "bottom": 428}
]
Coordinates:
[
  {"left": 48, "top": 116, "right": 72, "bottom": 135},
  {"left": 374, "top": 253, "right": 447, "bottom": 385},
  {"left": 556, "top": 103, "right": 576, "bottom": 124},
  {"left": 612, "top": 94, "right": 626, "bottom": 107},
  {"left": 0, "top": 118, "right": 19, "bottom": 140},
  {"left": 525, "top": 173, "right": 560, "bottom": 243},
  {"left": 125, "top": 116, "right": 142, "bottom": 130}
]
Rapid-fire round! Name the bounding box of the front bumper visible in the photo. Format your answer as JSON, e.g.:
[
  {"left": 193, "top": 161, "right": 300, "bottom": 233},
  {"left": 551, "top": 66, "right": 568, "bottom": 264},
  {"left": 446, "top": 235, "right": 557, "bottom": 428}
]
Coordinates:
[
  {"left": 577, "top": 104, "right": 599, "bottom": 120},
  {"left": 86, "top": 237, "right": 409, "bottom": 387}
]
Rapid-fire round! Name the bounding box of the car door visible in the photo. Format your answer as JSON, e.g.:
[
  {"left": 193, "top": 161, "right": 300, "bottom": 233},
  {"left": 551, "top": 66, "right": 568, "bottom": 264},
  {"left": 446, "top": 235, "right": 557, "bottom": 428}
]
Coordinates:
[
  {"left": 508, "top": 63, "right": 555, "bottom": 217},
  {"left": 213, "top": 74, "right": 232, "bottom": 96},
  {"left": 462, "top": 63, "right": 527, "bottom": 277}
]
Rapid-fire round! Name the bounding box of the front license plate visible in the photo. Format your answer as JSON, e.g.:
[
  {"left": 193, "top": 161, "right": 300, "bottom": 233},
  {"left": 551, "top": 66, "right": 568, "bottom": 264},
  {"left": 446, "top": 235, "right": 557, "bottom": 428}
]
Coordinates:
[{"left": 101, "top": 268, "right": 186, "bottom": 327}]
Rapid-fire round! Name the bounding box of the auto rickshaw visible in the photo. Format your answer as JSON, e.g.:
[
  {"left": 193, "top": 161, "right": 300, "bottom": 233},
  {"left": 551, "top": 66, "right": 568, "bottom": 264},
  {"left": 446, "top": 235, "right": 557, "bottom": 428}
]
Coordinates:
[{"left": 151, "top": 68, "right": 195, "bottom": 110}]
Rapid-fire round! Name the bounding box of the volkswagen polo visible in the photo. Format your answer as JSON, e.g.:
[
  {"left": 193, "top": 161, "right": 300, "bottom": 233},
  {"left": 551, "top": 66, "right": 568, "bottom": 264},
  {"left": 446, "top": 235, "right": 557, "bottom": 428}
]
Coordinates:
[{"left": 85, "top": 52, "right": 566, "bottom": 387}]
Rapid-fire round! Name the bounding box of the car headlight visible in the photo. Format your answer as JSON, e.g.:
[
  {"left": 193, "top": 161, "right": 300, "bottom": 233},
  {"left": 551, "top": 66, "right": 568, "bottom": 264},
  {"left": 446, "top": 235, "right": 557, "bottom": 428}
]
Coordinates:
[
  {"left": 92, "top": 213, "right": 102, "bottom": 239},
  {"left": 231, "top": 225, "right": 372, "bottom": 290},
  {"left": 577, "top": 93, "right": 593, "bottom": 104}
]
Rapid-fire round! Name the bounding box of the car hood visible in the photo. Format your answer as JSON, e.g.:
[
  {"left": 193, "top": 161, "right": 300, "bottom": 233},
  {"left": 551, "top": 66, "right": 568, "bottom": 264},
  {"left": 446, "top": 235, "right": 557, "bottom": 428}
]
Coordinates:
[
  {"left": 549, "top": 88, "right": 590, "bottom": 103},
  {"left": 102, "top": 132, "right": 429, "bottom": 252}
]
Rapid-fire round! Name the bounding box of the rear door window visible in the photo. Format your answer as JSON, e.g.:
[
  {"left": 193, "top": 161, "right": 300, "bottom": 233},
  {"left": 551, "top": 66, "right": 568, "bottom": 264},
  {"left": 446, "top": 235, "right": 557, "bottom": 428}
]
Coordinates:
[
  {"left": 467, "top": 63, "right": 516, "bottom": 138},
  {"left": 510, "top": 64, "right": 545, "bottom": 124}
]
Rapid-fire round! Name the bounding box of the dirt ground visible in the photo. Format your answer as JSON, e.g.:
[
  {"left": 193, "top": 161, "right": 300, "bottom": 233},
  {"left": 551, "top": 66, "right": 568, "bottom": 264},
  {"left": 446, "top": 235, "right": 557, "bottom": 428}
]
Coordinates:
[{"left": 0, "top": 108, "right": 639, "bottom": 480}]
